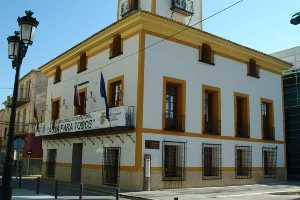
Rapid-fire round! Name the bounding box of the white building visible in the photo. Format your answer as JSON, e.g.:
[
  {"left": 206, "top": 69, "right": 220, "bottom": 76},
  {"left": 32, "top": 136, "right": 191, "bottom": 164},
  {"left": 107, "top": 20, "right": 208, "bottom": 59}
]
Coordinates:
[
  {"left": 272, "top": 46, "right": 300, "bottom": 70},
  {"left": 37, "top": 0, "right": 291, "bottom": 191}
]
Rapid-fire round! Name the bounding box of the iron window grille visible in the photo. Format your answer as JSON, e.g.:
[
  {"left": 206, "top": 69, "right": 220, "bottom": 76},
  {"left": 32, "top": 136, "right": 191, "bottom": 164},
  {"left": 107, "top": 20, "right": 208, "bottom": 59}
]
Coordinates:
[
  {"left": 247, "top": 59, "right": 260, "bottom": 78},
  {"left": 235, "top": 146, "right": 252, "bottom": 179},
  {"left": 262, "top": 147, "right": 277, "bottom": 178},
  {"left": 103, "top": 147, "right": 121, "bottom": 186},
  {"left": 171, "top": 0, "right": 194, "bottom": 16},
  {"left": 162, "top": 141, "right": 186, "bottom": 181},
  {"left": 202, "top": 143, "right": 222, "bottom": 180}
]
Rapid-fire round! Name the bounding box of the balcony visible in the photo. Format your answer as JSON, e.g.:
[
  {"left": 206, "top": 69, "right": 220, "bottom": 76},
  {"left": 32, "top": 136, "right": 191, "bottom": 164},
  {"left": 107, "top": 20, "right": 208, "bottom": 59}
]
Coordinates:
[
  {"left": 16, "top": 96, "right": 30, "bottom": 107},
  {"left": 36, "top": 106, "right": 135, "bottom": 137},
  {"left": 203, "top": 120, "right": 221, "bottom": 135},
  {"left": 263, "top": 127, "right": 275, "bottom": 141},
  {"left": 171, "top": 0, "right": 194, "bottom": 16},
  {"left": 120, "top": 0, "right": 139, "bottom": 17},
  {"left": 164, "top": 114, "right": 185, "bottom": 132}
]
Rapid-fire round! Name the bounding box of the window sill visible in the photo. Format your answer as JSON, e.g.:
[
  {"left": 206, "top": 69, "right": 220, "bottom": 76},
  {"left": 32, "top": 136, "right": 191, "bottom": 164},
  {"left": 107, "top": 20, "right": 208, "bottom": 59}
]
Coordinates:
[
  {"left": 77, "top": 68, "right": 87, "bottom": 74},
  {"left": 202, "top": 176, "right": 222, "bottom": 180},
  {"left": 53, "top": 80, "right": 61, "bottom": 84},
  {"left": 170, "top": 7, "right": 193, "bottom": 16},
  {"left": 109, "top": 52, "right": 123, "bottom": 60},
  {"left": 199, "top": 60, "right": 215, "bottom": 66},
  {"left": 247, "top": 73, "right": 260, "bottom": 79},
  {"left": 162, "top": 177, "right": 185, "bottom": 181}
]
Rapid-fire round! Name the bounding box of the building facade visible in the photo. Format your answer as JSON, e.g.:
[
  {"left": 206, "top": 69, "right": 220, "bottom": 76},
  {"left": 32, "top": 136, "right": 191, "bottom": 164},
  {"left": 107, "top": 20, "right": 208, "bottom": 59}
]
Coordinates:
[
  {"left": 37, "top": 0, "right": 291, "bottom": 191},
  {"left": 273, "top": 47, "right": 300, "bottom": 180},
  {"left": 0, "top": 109, "right": 5, "bottom": 150},
  {"left": 3, "top": 70, "right": 48, "bottom": 174}
]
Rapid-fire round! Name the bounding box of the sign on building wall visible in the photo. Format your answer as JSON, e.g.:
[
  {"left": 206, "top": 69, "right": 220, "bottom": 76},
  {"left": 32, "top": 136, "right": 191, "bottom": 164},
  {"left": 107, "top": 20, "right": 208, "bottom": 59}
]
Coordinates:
[{"left": 36, "top": 106, "right": 129, "bottom": 136}]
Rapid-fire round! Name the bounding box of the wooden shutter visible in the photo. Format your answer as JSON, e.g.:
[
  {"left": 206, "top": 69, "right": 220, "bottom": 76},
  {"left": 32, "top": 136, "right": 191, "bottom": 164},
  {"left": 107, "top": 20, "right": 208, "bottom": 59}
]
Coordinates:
[
  {"left": 248, "top": 59, "right": 259, "bottom": 77},
  {"left": 111, "top": 34, "right": 122, "bottom": 58},
  {"left": 54, "top": 67, "right": 61, "bottom": 83},
  {"left": 52, "top": 101, "right": 60, "bottom": 121},
  {"left": 201, "top": 44, "right": 212, "bottom": 64},
  {"left": 79, "top": 91, "right": 86, "bottom": 115},
  {"left": 78, "top": 52, "right": 87, "bottom": 72}
]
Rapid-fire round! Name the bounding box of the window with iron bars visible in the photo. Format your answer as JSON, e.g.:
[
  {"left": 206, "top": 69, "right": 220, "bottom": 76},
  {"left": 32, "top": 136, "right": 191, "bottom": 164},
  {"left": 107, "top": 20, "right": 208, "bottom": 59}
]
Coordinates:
[
  {"left": 162, "top": 141, "right": 186, "bottom": 181},
  {"left": 202, "top": 143, "right": 222, "bottom": 180},
  {"left": 262, "top": 147, "right": 277, "bottom": 178},
  {"left": 235, "top": 146, "right": 252, "bottom": 179}
]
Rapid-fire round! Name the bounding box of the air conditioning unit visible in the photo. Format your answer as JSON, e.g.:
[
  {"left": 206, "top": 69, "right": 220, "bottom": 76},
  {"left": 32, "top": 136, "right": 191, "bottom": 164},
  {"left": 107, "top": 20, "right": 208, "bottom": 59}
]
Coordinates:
[{"left": 171, "top": 0, "right": 194, "bottom": 15}]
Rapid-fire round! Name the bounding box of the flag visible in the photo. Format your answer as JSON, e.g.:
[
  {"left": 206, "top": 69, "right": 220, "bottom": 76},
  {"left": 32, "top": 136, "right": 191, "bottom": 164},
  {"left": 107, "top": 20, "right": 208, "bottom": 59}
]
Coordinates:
[
  {"left": 74, "top": 85, "right": 81, "bottom": 108},
  {"left": 100, "top": 72, "right": 110, "bottom": 122}
]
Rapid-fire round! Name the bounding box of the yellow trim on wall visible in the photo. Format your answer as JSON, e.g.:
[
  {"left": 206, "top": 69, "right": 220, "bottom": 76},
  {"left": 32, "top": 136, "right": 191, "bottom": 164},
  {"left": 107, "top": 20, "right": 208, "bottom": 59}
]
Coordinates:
[
  {"left": 142, "top": 128, "right": 285, "bottom": 144},
  {"left": 260, "top": 98, "right": 275, "bottom": 140},
  {"left": 40, "top": 11, "right": 291, "bottom": 78},
  {"left": 162, "top": 76, "right": 186, "bottom": 130},
  {"left": 135, "top": 30, "right": 146, "bottom": 170},
  {"left": 233, "top": 92, "right": 250, "bottom": 138},
  {"left": 202, "top": 85, "right": 221, "bottom": 135},
  {"left": 107, "top": 75, "right": 125, "bottom": 107}
]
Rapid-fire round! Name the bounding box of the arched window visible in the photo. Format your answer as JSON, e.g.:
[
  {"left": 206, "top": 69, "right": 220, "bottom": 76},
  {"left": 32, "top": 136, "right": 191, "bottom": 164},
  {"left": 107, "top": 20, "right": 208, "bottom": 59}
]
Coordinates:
[
  {"left": 247, "top": 59, "right": 260, "bottom": 78},
  {"left": 78, "top": 52, "right": 87, "bottom": 73},
  {"left": 110, "top": 34, "right": 123, "bottom": 59},
  {"left": 54, "top": 67, "right": 61, "bottom": 84},
  {"left": 199, "top": 43, "right": 214, "bottom": 65}
]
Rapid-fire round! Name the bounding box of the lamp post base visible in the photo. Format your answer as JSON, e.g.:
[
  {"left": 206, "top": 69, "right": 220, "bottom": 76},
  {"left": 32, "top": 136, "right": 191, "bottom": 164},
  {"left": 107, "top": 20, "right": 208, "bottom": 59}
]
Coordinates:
[{"left": 1, "top": 185, "right": 12, "bottom": 200}]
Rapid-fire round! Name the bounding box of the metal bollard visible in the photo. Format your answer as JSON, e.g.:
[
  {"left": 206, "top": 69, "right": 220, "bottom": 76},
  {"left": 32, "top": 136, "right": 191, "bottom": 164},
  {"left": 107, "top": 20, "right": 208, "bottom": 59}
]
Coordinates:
[
  {"left": 115, "top": 187, "right": 120, "bottom": 200},
  {"left": 36, "top": 177, "right": 40, "bottom": 194},
  {"left": 79, "top": 183, "right": 83, "bottom": 200},
  {"left": 18, "top": 175, "right": 22, "bottom": 188},
  {"left": 54, "top": 180, "right": 58, "bottom": 199}
]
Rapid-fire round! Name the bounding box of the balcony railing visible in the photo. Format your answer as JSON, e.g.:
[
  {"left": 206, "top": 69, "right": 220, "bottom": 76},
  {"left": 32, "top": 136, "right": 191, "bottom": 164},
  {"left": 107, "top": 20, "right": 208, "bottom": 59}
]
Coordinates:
[
  {"left": 171, "top": 0, "right": 194, "bottom": 16},
  {"left": 164, "top": 114, "right": 185, "bottom": 132},
  {"left": 203, "top": 120, "right": 221, "bottom": 135},
  {"left": 263, "top": 127, "right": 275, "bottom": 140},
  {"left": 120, "top": 0, "right": 139, "bottom": 17},
  {"left": 235, "top": 125, "right": 250, "bottom": 138},
  {"left": 36, "top": 106, "right": 135, "bottom": 137}
]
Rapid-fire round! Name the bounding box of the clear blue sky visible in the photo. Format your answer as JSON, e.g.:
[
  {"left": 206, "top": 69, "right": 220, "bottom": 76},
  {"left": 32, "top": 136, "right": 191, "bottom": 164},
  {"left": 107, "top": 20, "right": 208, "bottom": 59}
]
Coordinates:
[{"left": 0, "top": 0, "right": 299, "bottom": 109}]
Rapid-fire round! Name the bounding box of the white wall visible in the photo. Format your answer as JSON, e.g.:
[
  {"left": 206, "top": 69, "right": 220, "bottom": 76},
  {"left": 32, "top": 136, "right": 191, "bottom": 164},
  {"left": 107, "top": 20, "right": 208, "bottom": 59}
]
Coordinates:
[
  {"left": 45, "top": 34, "right": 139, "bottom": 123},
  {"left": 143, "top": 133, "right": 285, "bottom": 168},
  {"left": 143, "top": 34, "right": 284, "bottom": 141},
  {"left": 42, "top": 132, "right": 136, "bottom": 166},
  {"left": 272, "top": 46, "right": 300, "bottom": 69}
]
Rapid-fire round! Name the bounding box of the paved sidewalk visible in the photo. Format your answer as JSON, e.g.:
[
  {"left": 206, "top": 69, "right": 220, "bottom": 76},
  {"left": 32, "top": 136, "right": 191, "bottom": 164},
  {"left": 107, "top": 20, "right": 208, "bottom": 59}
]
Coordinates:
[
  {"left": 122, "top": 183, "right": 300, "bottom": 200},
  {"left": 12, "top": 188, "right": 125, "bottom": 200}
]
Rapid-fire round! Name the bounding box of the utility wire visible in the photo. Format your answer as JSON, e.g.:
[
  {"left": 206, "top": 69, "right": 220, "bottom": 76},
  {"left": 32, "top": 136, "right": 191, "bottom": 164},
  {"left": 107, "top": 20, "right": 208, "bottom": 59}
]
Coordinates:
[{"left": 0, "top": 0, "right": 245, "bottom": 94}]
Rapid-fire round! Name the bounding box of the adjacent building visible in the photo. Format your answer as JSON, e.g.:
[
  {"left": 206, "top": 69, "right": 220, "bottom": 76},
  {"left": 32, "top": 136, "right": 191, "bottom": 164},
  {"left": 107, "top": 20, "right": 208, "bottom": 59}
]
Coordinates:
[
  {"left": 0, "top": 109, "right": 5, "bottom": 150},
  {"left": 272, "top": 47, "right": 300, "bottom": 180},
  {"left": 2, "top": 70, "right": 48, "bottom": 174},
  {"left": 37, "top": 0, "right": 291, "bottom": 191}
]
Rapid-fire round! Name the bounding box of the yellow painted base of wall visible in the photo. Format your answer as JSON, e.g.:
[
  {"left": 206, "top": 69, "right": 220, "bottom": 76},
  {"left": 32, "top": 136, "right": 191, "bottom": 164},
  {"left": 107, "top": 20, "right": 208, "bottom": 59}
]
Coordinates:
[{"left": 42, "top": 163, "right": 286, "bottom": 191}]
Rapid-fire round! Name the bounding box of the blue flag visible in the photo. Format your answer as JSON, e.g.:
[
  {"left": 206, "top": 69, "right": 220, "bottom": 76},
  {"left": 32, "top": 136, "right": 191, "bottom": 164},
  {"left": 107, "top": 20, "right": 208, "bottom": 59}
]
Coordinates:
[{"left": 100, "top": 72, "right": 110, "bottom": 122}]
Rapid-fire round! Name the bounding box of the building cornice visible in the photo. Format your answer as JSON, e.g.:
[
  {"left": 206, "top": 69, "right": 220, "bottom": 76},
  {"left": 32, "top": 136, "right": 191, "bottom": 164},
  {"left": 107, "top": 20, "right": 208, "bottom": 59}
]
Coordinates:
[{"left": 39, "top": 11, "right": 292, "bottom": 76}]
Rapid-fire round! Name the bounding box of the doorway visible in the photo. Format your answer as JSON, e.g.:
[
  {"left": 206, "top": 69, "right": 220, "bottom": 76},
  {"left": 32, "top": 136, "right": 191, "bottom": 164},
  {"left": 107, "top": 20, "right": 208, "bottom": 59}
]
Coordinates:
[
  {"left": 71, "top": 143, "right": 83, "bottom": 184},
  {"left": 103, "top": 147, "right": 120, "bottom": 186}
]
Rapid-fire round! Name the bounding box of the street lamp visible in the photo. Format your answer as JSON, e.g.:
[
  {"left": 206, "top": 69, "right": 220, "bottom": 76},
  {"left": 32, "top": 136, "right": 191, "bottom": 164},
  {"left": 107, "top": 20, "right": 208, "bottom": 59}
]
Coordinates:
[
  {"left": 1, "top": 10, "right": 39, "bottom": 200},
  {"left": 291, "top": 12, "right": 300, "bottom": 25}
]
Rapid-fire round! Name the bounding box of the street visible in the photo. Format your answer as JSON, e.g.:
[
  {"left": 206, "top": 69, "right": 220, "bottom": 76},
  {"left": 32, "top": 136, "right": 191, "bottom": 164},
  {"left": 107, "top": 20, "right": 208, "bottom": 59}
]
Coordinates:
[{"left": 122, "top": 183, "right": 300, "bottom": 200}]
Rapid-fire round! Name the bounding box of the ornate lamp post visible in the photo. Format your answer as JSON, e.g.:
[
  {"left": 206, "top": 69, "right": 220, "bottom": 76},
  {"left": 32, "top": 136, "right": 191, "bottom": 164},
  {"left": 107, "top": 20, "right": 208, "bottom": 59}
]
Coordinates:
[{"left": 1, "top": 10, "right": 39, "bottom": 200}]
